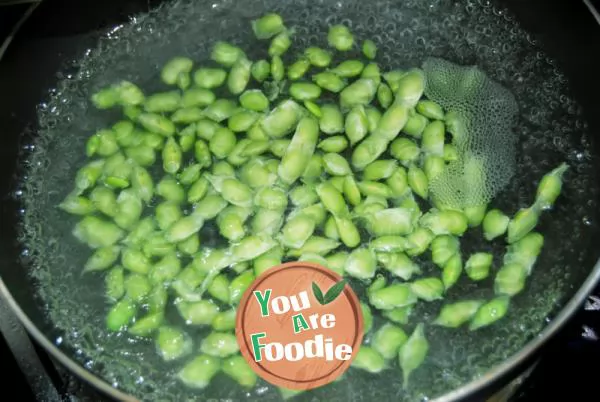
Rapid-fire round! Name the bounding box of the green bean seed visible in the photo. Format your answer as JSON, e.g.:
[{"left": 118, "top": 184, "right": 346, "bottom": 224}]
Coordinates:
[
  {"left": 334, "top": 216, "right": 361, "bottom": 248},
  {"left": 84, "top": 245, "right": 120, "bottom": 273},
  {"left": 156, "top": 326, "right": 193, "bottom": 362},
  {"left": 128, "top": 312, "right": 163, "bottom": 337},
  {"left": 223, "top": 355, "right": 257, "bottom": 388},
  {"left": 368, "top": 283, "right": 417, "bottom": 310},
  {"left": 212, "top": 309, "right": 236, "bottom": 331},
  {"left": 126, "top": 145, "right": 156, "bottom": 167},
  {"left": 255, "top": 187, "right": 288, "bottom": 210},
  {"left": 93, "top": 129, "right": 119, "bottom": 157},
  {"left": 251, "top": 59, "right": 271, "bottom": 82},
  {"left": 442, "top": 253, "right": 462, "bottom": 290},
  {"left": 362, "top": 39, "right": 377, "bottom": 59},
  {"left": 182, "top": 88, "right": 216, "bottom": 108},
  {"left": 378, "top": 252, "right": 421, "bottom": 280},
  {"left": 269, "top": 30, "right": 292, "bottom": 57},
  {"left": 361, "top": 63, "right": 381, "bottom": 86},
  {"left": 271, "top": 55, "right": 285, "bottom": 82},
  {"left": 410, "top": 277, "right": 444, "bottom": 302},
  {"left": 504, "top": 232, "right": 544, "bottom": 275},
  {"left": 162, "top": 137, "right": 182, "bottom": 174},
  {"left": 194, "top": 68, "right": 227, "bottom": 89},
  {"left": 177, "top": 299, "right": 220, "bottom": 325},
  {"left": 366, "top": 208, "right": 414, "bottom": 236},
  {"left": 433, "top": 300, "right": 484, "bottom": 328},
  {"left": 405, "top": 227, "right": 434, "bottom": 257},
  {"left": 115, "top": 81, "right": 145, "bottom": 106},
  {"left": 206, "top": 274, "right": 230, "bottom": 304},
  {"left": 345, "top": 105, "right": 369, "bottom": 145},
  {"left": 114, "top": 189, "right": 142, "bottom": 230},
  {"left": 506, "top": 206, "right": 541, "bottom": 244},
  {"left": 241, "top": 140, "right": 270, "bottom": 157},
  {"left": 208, "top": 127, "right": 236, "bottom": 160},
  {"left": 402, "top": 113, "right": 428, "bottom": 138},
  {"left": 318, "top": 103, "right": 343, "bottom": 135},
  {"left": 143, "top": 233, "right": 176, "bottom": 258},
  {"left": 323, "top": 153, "right": 352, "bottom": 176},
  {"left": 290, "top": 185, "right": 319, "bottom": 207},
  {"left": 75, "top": 159, "right": 105, "bottom": 192},
  {"left": 58, "top": 194, "right": 96, "bottom": 216},
  {"left": 464, "top": 252, "right": 493, "bottom": 281},
  {"left": 383, "top": 306, "right": 412, "bottom": 325},
  {"left": 138, "top": 113, "right": 176, "bottom": 137},
  {"left": 394, "top": 68, "right": 425, "bottom": 108},
  {"left": 157, "top": 176, "right": 186, "bottom": 203},
  {"left": 161, "top": 57, "right": 194, "bottom": 85},
  {"left": 125, "top": 273, "right": 152, "bottom": 302},
  {"left": 316, "top": 181, "right": 349, "bottom": 217},
  {"left": 289, "top": 82, "right": 322, "bottom": 101},
  {"left": 494, "top": 262, "right": 527, "bottom": 296},
  {"left": 430, "top": 235, "right": 460, "bottom": 268},
  {"left": 281, "top": 214, "right": 316, "bottom": 249},
  {"left": 302, "top": 154, "right": 324, "bottom": 183},
  {"left": 288, "top": 58, "right": 311, "bottom": 80},
  {"left": 416, "top": 100, "right": 445, "bottom": 120},
  {"left": 91, "top": 86, "right": 119, "bottom": 109},
  {"left": 482, "top": 209, "right": 510, "bottom": 241},
  {"left": 363, "top": 160, "right": 397, "bottom": 181},
  {"left": 352, "top": 347, "right": 386, "bottom": 373},
  {"left": 228, "top": 58, "right": 252, "bottom": 95},
  {"left": 341, "top": 248, "right": 375, "bottom": 279},
  {"left": 105, "top": 267, "right": 125, "bottom": 301},
  {"left": 211, "top": 41, "right": 245, "bottom": 67},
  {"left": 253, "top": 245, "right": 283, "bottom": 276},
  {"left": 149, "top": 252, "right": 181, "bottom": 285},
  {"left": 351, "top": 104, "right": 410, "bottom": 169},
  {"left": 365, "top": 106, "right": 382, "bottom": 132},
  {"left": 312, "top": 71, "right": 346, "bottom": 93},
  {"left": 398, "top": 323, "right": 428, "bottom": 387},
  {"left": 469, "top": 296, "right": 511, "bottom": 331},
  {"left": 369, "top": 236, "right": 408, "bottom": 253},
  {"left": 251, "top": 208, "right": 284, "bottom": 237},
  {"left": 278, "top": 116, "right": 320, "bottom": 184},
  {"left": 463, "top": 204, "right": 487, "bottom": 228},
  {"left": 324, "top": 215, "right": 340, "bottom": 240},
  {"left": 178, "top": 234, "right": 200, "bottom": 255},
  {"left": 231, "top": 235, "right": 278, "bottom": 263},
  {"left": 252, "top": 13, "right": 285, "bottom": 39},
  {"left": 305, "top": 47, "right": 332, "bottom": 67},
  {"left": 318, "top": 136, "right": 348, "bottom": 153},
  {"left": 287, "top": 236, "right": 340, "bottom": 258},
  {"left": 373, "top": 323, "right": 408, "bottom": 359},
  {"left": 178, "top": 164, "right": 202, "bottom": 186},
  {"left": 203, "top": 99, "right": 237, "bottom": 123},
  {"left": 354, "top": 303, "right": 372, "bottom": 335},
  {"left": 535, "top": 162, "right": 569, "bottom": 209},
  {"left": 172, "top": 107, "right": 204, "bottom": 124},
  {"left": 177, "top": 354, "right": 220, "bottom": 389},
  {"left": 230, "top": 270, "right": 255, "bottom": 304},
  {"left": 327, "top": 24, "right": 354, "bottom": 51},
  {"left": 239, "top": 89, "right": 269, "bottom": 112},
  {"left": 261, "top": 99, "right": 302, "bottom": 138},
  {"left": 145, "top": 91, "right": 181, "bottom": 113},
  {"left": 377, "top": 83, "right": 393, "bottom": 108},
  {"left": 339, "top": 78, "right": 378, "bottom": 111},
  {"left": 385, "top": 168, "right": 409, "bottom": 198},
  {"left": 106, "top": 298, "right": 137, "bottom": 332}
]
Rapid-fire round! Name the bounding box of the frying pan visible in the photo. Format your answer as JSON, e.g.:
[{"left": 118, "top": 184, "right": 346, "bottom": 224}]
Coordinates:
[{"left": 1, "top": 0, "right": 600, "bottom": 401}]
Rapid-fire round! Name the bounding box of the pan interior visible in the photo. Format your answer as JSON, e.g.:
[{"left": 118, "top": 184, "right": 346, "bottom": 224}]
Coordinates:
[{"left": 15, "top": 0, "right": 600, "bottom": 401}]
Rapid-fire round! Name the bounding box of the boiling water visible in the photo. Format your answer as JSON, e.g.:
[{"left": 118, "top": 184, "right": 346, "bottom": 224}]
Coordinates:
[{"left": 15, "top": 0, "right": 600, "bottom": 401}]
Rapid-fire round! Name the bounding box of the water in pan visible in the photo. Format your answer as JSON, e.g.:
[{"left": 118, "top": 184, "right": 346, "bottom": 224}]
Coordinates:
[{"left": 14, "top": 0, "right": 600, "bottom": 401}]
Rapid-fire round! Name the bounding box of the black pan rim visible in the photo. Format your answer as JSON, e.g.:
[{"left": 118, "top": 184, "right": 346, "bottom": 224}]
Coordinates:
[{"left": 1, "top": 2, "right": 600, "bottom": 401}]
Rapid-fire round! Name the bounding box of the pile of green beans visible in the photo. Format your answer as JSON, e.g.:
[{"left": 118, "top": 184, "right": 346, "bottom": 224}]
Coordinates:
[{"left": 58, "top": 11, "right": 569, "bottom": 394}]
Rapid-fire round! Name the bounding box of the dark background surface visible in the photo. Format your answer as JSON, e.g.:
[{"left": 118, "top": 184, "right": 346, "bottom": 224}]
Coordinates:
[{"left": 1, "top": 0, "right": 600, "bottom": 401}]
